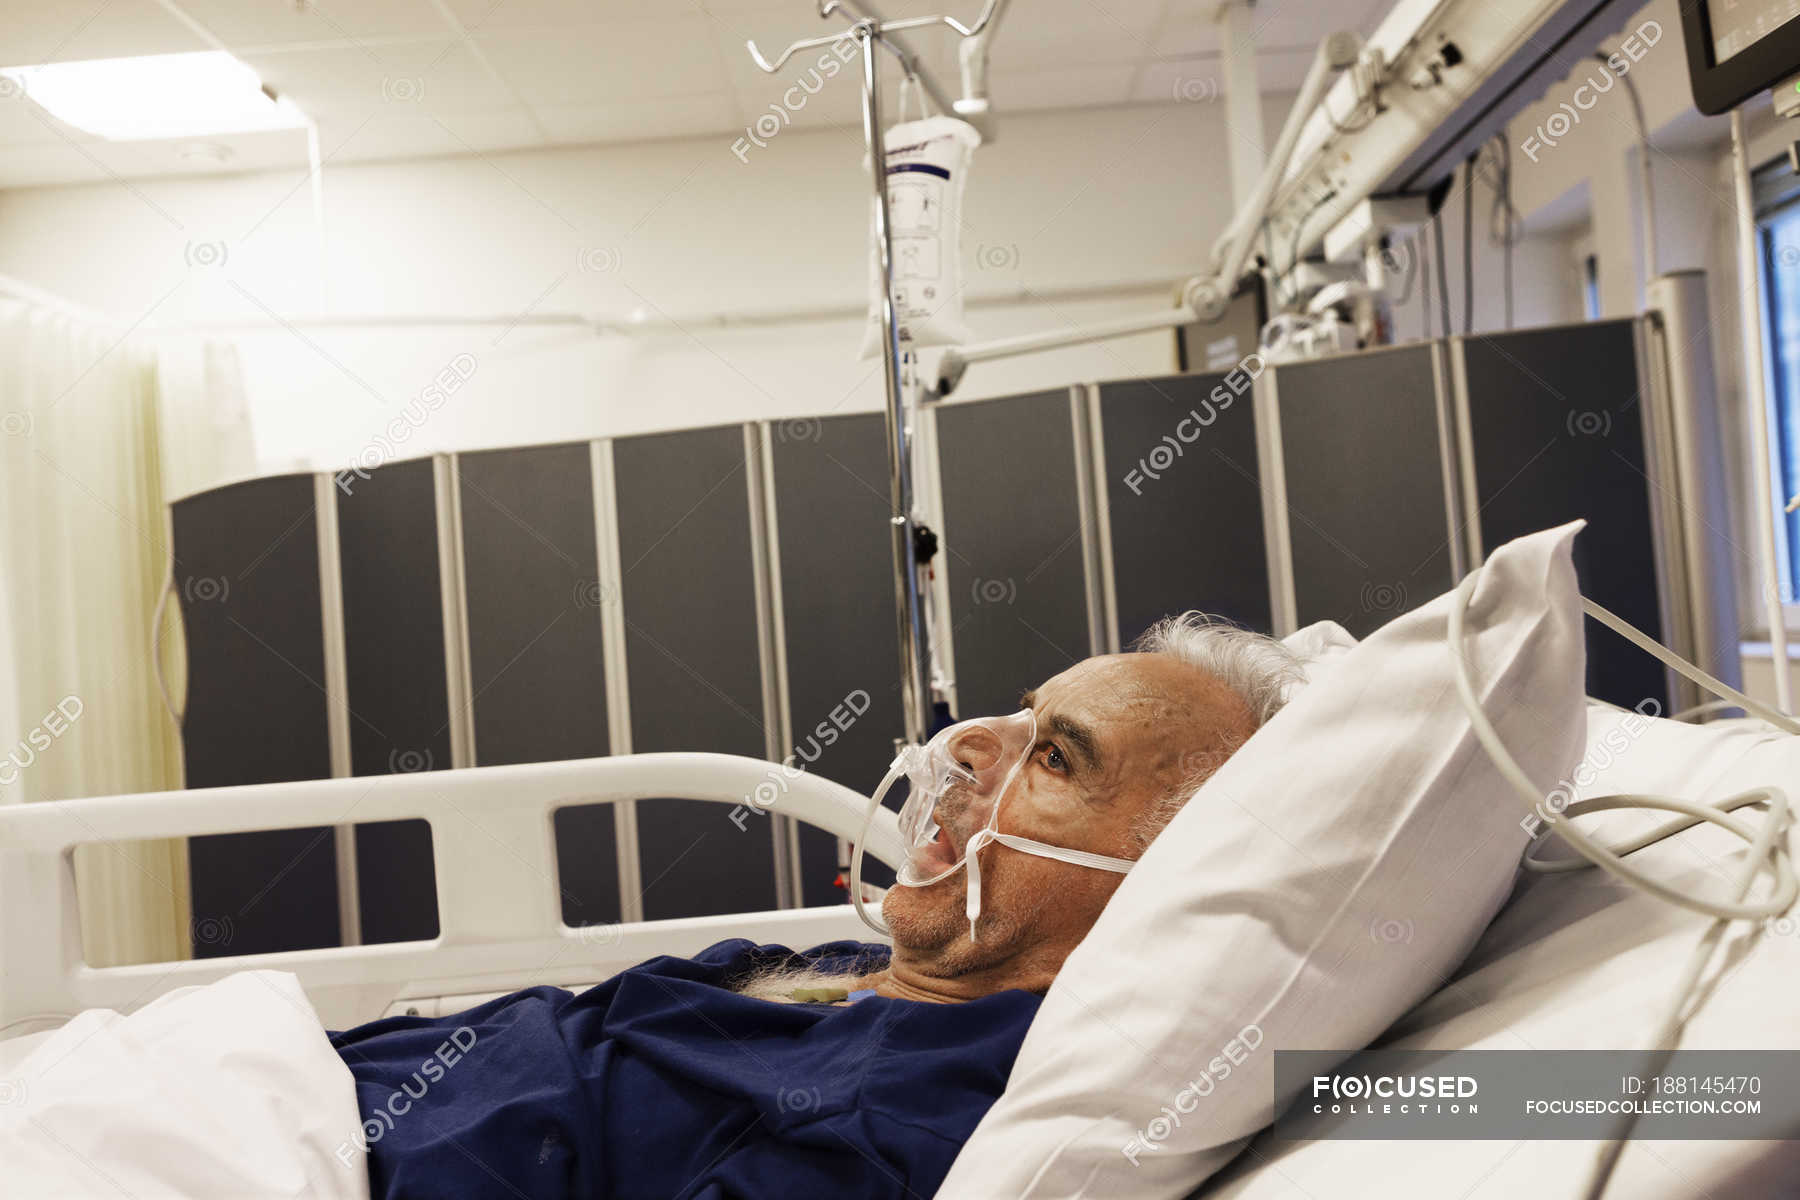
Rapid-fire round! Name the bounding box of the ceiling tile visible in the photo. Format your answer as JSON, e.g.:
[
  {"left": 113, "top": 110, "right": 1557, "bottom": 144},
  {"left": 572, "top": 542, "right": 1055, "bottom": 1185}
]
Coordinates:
[
  {"left": 988, "top": 62, "right": 1135, "bottom": 111},
  {"left": 242, "top": 39, "right": 517, "bottom": 117},
  {"left": 473, "top": 16, "right": 724, "bottom": 106},
  {"left": 995, "top": 4, "right": 1162, "bottom": 55},
  {"left": 1152, "top": 20, "right": 1222, "bottom": 59},
  {"left": 0, "top": 1, "right": 1366, "bottom": 187},
  {"left": 1245, "top": 47, "right": 1317, "bottom": 93},
  {"left": 730, "top": 77, "right": 867, "bottom": 135},
  {"left": 0, "top": 132, "right": 195, "bottom": 191},
  {"left": 0, "top": 141, "right": 124, "bottom": 188},
  {"left": 319, "top": 106, "right": 545, "bottom": 161},
  {"left": 442, "top": 0, "right": 708, "bottom": 30},
  {"left": 1246, "top": 0, "right": 1389, "bottom": 50},
  {"left": 1131, "top": 47, "right": 1313, "bottom": 105},
  {"left": 0, "top": 88, "right": 95, "bottom": 146},
  {"left": 1151, "top": 0, "right": 1383, "bottom": 64},
  {"left": 992, "top": 29, "right": 1153, "bottom": 74},
  {"left": 535, "top": 93, "right": 739, "bottom": 146},
  {"left": 0, "top": 0, "right": 202, "bottom": 66},
  {"left": 1130, "top": 58, "right": 1225, "bottom": 106},
  {"left": 170, "top": 0, "right": 452, "bottom": 48}
]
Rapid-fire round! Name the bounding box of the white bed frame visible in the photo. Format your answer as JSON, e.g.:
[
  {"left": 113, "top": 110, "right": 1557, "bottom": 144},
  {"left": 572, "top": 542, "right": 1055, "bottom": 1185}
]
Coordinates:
[{"left": 0, "top": 753, "right": 903, "bottom": 1034}]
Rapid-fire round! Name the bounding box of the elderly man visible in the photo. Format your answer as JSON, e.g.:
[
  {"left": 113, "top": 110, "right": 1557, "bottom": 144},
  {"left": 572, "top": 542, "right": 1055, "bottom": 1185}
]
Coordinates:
[{"left": 331, "top": 614, "right": 1301, "bottom": 1200}]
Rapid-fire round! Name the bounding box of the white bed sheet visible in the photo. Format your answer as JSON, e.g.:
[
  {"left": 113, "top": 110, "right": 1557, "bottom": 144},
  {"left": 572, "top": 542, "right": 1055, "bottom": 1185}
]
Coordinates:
[
  {"left": 0, "top": 969, "right": 369, "bottom": 1199},
  {"left": 1199, "top": 714, "right": 1800, "bottom": 1199}
]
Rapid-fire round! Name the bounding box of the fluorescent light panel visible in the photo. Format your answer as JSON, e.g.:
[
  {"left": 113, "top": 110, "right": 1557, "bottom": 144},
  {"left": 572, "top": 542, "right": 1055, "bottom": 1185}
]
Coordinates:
[{"left": 0, "top": 51, "right": 305, "bottom": 141}]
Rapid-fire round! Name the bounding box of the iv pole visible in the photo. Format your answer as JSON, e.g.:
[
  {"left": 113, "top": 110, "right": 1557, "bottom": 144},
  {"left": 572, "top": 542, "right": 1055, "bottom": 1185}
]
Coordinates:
[
  {"left": 857, "top": 19, "right": 933, "bottom": 750},
  {"left": 750, "top": 3, "right": 1007, "bottom": 748}
]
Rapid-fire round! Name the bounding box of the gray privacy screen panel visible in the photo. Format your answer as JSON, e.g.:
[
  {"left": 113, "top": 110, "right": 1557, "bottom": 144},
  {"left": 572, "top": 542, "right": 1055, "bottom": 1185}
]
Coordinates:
[
  {"left": 173, "top": 473, "right": 339, "bottom": 959},
  {"left": 1097, "top": 372, "right": 1271, "bottom": 643},
  {"left": 458, "top": 443, "right": 619, "bottom": 929},
  {"left": 336, "top": 457, "right": 444, "bottom": 944},
  {"left": 769, "top": 413, "right": 905, "bottom": 906},
  {"left": 938, "top": 390, "right": 1094, "bottom": 716},
  {"left": 614, "top": 425, "right": 778, "bottom": 920},
  {"left": 1276, "top": 345, "right": 1455, "bottom": 640},
  {"left": 1459, "top": 321, "right": 1669, "bottom": 709}
]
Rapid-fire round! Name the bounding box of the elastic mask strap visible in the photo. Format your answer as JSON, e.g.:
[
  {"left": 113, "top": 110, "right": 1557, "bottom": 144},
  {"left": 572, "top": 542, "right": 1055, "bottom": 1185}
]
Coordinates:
[
  {"left": 961, "top": 829, "right": 1135, "bottom": 938},
  {"left": 993, "top": 833, "right": 1137, "bottom": 874}
]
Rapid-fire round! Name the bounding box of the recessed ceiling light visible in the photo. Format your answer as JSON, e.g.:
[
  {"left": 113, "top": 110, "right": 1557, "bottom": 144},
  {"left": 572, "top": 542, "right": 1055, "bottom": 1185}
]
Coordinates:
[{"left": 0, "top": 51, "right": 306, "bottom": 141}]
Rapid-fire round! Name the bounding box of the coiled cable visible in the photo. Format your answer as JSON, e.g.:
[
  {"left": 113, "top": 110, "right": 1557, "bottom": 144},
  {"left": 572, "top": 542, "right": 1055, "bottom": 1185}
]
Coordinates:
[{"left": 1448, "top": 572, "right": 1795, "bottom": 1198}]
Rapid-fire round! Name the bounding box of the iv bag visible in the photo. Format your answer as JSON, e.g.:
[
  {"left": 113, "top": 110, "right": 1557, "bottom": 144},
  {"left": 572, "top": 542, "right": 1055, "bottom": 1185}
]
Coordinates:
[{"left": 859, "top": 116, "right": 982, "bottom": 358}]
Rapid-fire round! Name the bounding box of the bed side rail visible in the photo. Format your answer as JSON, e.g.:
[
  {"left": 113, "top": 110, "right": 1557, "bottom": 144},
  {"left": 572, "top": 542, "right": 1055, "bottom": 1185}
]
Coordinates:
[{"left": 0, "top": 753, "right": 900, "bottom": 1031}]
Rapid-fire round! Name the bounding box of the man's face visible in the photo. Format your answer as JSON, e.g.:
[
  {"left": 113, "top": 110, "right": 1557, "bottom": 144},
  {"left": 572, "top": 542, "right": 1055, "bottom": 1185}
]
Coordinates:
[{"left": 881, "top": 651, "right": 1256, "bottom": 978}]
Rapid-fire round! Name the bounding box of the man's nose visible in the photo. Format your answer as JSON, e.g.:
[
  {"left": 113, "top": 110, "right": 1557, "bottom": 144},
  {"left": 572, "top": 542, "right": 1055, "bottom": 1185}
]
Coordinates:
[{"left": 946, "top": 725, "right": 1006, "bottom": 773}]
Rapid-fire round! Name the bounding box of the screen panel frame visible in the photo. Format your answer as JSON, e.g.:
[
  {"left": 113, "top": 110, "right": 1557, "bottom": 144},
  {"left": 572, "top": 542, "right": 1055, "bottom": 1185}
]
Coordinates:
[{"left": 1680, "top": 0, "right": 1800, "bottom": 116}]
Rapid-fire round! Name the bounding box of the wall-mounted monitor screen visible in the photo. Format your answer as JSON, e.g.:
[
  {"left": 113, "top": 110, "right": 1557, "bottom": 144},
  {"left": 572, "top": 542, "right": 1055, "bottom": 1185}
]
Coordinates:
[
  {"left": 1681, "top": 0, "right": 1800, "bottom": 114},
  {"left": 1709, "top": 0, "right": 1800, "bottom": 62}
]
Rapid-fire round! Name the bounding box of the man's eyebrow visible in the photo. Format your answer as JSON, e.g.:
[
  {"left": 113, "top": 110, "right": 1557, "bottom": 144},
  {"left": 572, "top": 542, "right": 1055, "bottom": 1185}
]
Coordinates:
[
  {"left": 1019, "top": 689, "right": 1101, "bottom": 774},
  {"left": 1046, "top": 713, "right": 1101, "bottom": 775}
]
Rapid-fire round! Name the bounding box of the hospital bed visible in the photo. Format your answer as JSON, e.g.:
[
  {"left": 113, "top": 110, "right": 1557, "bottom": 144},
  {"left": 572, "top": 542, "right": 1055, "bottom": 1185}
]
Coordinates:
[{"left": 6, "top": 719, "right": 1799, "bottom": 1198}]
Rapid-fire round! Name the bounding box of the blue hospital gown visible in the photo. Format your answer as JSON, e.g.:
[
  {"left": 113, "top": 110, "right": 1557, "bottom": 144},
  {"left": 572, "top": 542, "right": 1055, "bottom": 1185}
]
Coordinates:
[{"left": 329, "top": 939, "right": 1040, "bottom": 1198}]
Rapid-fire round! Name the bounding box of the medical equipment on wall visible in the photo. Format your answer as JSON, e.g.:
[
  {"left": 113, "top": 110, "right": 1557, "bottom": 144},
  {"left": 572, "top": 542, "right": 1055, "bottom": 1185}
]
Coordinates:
[
  {"left": 930, "top": 0, "right": 1657, "bottom": 393},
  {"left": 933, "top": 28, "right": 1363, "bottom": 396},
  {"left": 857, "top": 115, "right": 981, "bottom": 357},
  {"left": 1259, "top": 309, "right": 1357, "bottom": 364},
  {"left": 1450, "top": 570, "right": 1798, "bottom": 1199},
  {"left": 846, "top": 709, "right": 1134, "bottom": 939}
]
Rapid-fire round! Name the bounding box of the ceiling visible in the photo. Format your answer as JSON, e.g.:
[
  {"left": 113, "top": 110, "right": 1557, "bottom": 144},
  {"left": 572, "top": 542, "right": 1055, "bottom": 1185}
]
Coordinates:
[{"left": 0, "top": 0, "right": 1394, "bottom": 189}]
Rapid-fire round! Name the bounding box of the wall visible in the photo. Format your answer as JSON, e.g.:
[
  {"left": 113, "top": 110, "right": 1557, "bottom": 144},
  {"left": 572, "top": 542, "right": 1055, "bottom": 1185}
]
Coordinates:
[{"left": 0, "top": 95, "right": 1322, "bottom": 489}]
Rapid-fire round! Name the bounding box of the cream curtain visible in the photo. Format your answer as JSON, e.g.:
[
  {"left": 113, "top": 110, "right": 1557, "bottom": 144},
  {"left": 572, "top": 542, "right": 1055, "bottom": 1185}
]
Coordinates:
[{"left": 0, "top": 299, "right": 253, "bottom": 967}]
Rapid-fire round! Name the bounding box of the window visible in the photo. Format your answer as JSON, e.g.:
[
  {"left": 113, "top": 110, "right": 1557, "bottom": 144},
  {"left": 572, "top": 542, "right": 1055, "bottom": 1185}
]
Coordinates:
[
  {"left": 1755, "top": 166, "right": 1800, "bottom": 605},
  {"left": 1582, "top": 253, "right": 1602, "bottom": 321}
]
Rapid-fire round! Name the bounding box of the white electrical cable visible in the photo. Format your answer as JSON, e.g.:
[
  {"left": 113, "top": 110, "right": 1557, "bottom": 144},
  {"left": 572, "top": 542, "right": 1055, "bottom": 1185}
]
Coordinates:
[
  {"left": 1601, "top": 53, "right": 1658, "bottom": 283},
  {"left": 1450, "top": 574, "right": 1796, "bottom": 918},
  {"left": 1449, "top": 572, "right": 1797, "bottom": 1199},
  {"left": 1665, "top": 697, "right": 1750, "bottom": 724},
  {"left": 1583, "top": 580, "right": 1795, "bottom": 728}
]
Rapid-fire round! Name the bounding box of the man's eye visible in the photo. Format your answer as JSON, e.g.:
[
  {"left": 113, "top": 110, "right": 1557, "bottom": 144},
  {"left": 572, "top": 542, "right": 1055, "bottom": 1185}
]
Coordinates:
[{"left": 1040, "top": 743, "right": 1067, "bottom": 774}]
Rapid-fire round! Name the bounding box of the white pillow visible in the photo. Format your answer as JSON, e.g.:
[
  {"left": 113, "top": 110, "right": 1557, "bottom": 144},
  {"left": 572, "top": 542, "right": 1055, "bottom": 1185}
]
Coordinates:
[
  {"left": 939, "top": 523, "right": 1591, "bottom": 1199},
  {"left": 1280, "top": 619, "right": 1355, "bottom": 692},
  {"left": 1547, "top": 699, "right": 1799, "bottom": 869},
  {"left": 1576, "top": 700, "right": 1791, "bottom": 801}
]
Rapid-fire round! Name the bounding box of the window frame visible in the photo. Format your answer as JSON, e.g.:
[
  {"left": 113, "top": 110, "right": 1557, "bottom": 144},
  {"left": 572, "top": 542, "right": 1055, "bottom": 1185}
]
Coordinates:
[{"left": 1752, "top": 162, "right": 1800, "bottom": 633}]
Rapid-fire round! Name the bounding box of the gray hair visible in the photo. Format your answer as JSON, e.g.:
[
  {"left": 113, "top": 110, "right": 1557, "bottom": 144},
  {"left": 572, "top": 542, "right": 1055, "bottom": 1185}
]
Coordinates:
[
  {"left": 1134, "top": 610, "right": 1304, "bottom": 727},
  {"left": 1126, "top": 611, "right": 1305, "bottom": 852},
  {"left": 730, "top": 952, "right": 884, "bottom": 1001}
]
